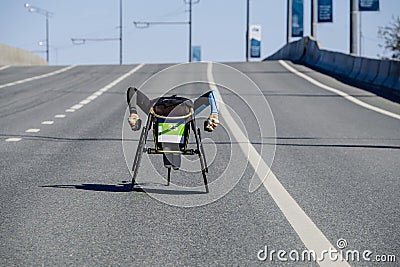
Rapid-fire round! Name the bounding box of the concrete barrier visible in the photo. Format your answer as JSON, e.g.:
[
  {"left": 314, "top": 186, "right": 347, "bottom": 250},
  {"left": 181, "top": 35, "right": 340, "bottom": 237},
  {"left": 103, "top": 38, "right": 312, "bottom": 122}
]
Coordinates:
[
  {"left": 356, "top": 58, "right": 381, "bottom": 84},
  {"left": 292, "top": 38, "right": 306, "bottom": 61},
  {"left": 304, "top": 39, "right": 321, "bottom": 66},
  {"left": 266, "top": 36, "right": 399, "bottom": 96},
  {"left": 373, "top": 60, "right": 391, "bottom": 87},
  {"left": 349, "top": 57, "right": 362, "bottom": 79},
  {"left": 269, "top": 37, "right": 309, "bottom": 62},
  {"left": 355, "top": 58, "right": 371, "bottom": 82},
  {"left": 334, "top": 53, "right": 354, "bottom": 76},
  {"left": 0, "top": 43, "right": 47, "bottom": 66},
  {"left": 330, "top": 52, "right": 347, "bottom": 74},
  {"left": 321, "top": 51, "right": 337, "bottom": 73},
  {"left": 315, "top": 50, "right": 329, "bottom": 70},
  {"left": 384, "top": 61, "right": 400, "bottom": 91}
]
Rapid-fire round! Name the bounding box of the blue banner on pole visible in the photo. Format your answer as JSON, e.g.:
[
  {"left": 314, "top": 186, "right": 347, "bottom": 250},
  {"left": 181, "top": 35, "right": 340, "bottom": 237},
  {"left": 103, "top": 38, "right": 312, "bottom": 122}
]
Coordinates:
[
  {"left": 292, "top": 0, "right": 304, "bottom": 37},
  {"left": 359, "top": 0, "right": 379, "bottom": 11},
  {"left": 192, "top": 46, "right": 201, "bottom": 62},
  {"left": 250, "top": 25, "right": 261, "bottom": 58},
  {"left": 318, "top": 0, "right": 333, "bottom": 23}
]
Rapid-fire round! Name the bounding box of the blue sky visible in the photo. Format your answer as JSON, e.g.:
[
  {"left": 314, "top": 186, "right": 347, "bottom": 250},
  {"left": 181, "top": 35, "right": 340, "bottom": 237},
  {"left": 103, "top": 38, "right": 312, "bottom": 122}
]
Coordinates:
[{"left": 0, "top": 0, "right": 399, "bottom": 65}]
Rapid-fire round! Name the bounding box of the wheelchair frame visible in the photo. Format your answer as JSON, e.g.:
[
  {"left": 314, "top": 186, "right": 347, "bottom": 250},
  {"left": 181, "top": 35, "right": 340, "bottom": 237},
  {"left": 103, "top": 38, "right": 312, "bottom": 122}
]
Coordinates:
[{"left": 130, "top": 106, "right": 209, "bottom": 193}]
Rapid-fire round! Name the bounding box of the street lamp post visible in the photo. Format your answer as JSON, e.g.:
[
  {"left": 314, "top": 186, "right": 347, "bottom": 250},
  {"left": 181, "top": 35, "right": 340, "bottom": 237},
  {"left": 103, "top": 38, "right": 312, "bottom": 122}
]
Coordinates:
[
  {"left": 350, "top": 0, "right": 358, "bottom": 55},
  {"left": 119, "top": 0, "right": 123, "bottom": 65},
  {"left": 24, "top": 3, "right": 53, "bottom": 63},
  {"left": 188, "top": 0, "right": 193, "bottom": 62},
  {"left": 71, "top": 0, "right": 123, "bottom": 64},
  {"left": 134, "top": 0, "right": 199, "bottom": 62},
  {"left": 39, "top": 41, "right": 58, "bottom": 65},
  {"left": 311, "top": 0, "right": 317, "bottom": 38},
  {"left": 246, "top": 0, "right": 250, "bottom": 62},
  {"left": 286, "top": 0, "right": 292, "bottom": 43}
]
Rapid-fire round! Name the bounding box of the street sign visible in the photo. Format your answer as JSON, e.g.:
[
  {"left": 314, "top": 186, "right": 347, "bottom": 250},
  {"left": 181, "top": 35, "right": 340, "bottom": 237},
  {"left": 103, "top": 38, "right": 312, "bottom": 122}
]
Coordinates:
[
  {"left": 192, "top": 46, "right": 201, "bottom": 62},
  {"left": 250, "top": 25, "right": 261, "bottom": 58},
  {"left": 359, "top": 0, "right": 379, "bottom": 11},
  {"left": 318, "top": 0, "right": 333, "bottom": 23},
  {"left": 292, "top": 0, "right": 304, "bottom": 37}
]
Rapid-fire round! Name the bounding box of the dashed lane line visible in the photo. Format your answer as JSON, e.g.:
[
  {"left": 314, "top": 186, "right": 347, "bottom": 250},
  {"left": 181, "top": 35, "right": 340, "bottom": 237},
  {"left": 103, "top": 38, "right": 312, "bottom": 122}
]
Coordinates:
[
  {"left": 4, "top": 64, "right": 144, "bottom": 142},
  {"left": 5, "top": 138, "right": 22, "bottom": 142},
  {"left": 79, "top": 99, "right": 91, "bottom": 105},
  {"left": 25, "top": 129, "right": 40, "bottom": 133},
  {"left": 65, "top": 64, "right": 144, "bottom": 113},
  {"left": 70, "top": 104, "right": 83, "bottom": 110}
]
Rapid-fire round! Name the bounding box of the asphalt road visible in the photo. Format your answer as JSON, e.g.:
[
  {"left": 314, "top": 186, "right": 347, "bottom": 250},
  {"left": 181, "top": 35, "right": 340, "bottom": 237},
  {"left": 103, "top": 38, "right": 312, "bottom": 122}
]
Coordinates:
[{"left": 0, "top": 61, "right": 398, "bottom": 266}]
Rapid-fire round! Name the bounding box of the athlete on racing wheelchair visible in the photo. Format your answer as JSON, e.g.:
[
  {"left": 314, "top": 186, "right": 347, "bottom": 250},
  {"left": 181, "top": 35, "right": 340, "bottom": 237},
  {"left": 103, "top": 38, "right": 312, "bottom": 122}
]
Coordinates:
[{"left": 126, "top": 87, "right": 220, "bottom": 192}]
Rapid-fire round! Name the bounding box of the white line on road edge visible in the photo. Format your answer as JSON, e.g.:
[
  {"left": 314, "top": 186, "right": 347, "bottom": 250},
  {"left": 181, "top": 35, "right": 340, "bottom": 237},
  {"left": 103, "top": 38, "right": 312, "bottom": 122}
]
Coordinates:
[
  {"left": 66, "top": 64, "right": 144, "bottom": 112},
  {"left": 5, "top": 137, "right": 22, "bottom": 142},
  {"left": 0, "top": 65, "right": 76, "bottom": 89},
  {"left": 0, "top": 65, "right": 10, "bottom": 71},
  {"left": 207, "top": 63, "right": 348, "bottom": 267},
  {"left": 279, "top": 60, "right": 400, "bottom": 121}
]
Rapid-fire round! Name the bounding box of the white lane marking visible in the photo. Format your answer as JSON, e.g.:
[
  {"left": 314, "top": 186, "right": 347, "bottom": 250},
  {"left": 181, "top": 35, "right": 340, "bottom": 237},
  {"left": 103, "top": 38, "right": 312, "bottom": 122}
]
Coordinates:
[
  {"left": 0, "top": 65, "right": 76, "bottom": 89},
  {"left": 80, "top": 99, "right": 91, "bottom": 105},
  {"left": 70, "top": 104, "right": 83, "bottom": 110},
  {"left": 25, "top": 128, "right": 40, "bottom": 133},
  {"left": 87, "top": 95, "right": 98, "bottom": 101},
  {"left": 207, "top": 63, "right": 349, "bottom": 266},
  {"left": 98, "top": 64, "right": 144, "bottom": 93},
  {"left": 3, "top": 65, "right": 144, "bottom": 143},
  {"left": 93, "top": 91, "right": 103, "bottom": 96},
  {"left": 0, "top": 65, "right": 10, "bottom": 71},
  {"left": 65, "top": 64, "right": 144, "bottom": 113},
  {"left": 279, "top": 60, "right": 400, "bottom": 121},
  {"left": 5, "top": 137, "right": 22, "bottom": 142}
]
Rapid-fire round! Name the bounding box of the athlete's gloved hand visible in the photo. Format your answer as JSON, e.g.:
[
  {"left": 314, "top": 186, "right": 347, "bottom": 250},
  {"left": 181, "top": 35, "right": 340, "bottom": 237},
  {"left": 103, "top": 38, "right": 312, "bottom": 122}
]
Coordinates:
[
  {"left": 128, "top": 114, "right": 142, "bottom": 131},
  {"left": 204, "top": 115, "right": 219, "bottom": 132}
]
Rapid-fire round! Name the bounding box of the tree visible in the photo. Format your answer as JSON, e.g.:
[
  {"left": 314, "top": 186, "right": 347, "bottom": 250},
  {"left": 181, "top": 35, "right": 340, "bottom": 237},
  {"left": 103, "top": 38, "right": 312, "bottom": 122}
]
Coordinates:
[{"left": 378, "top": 16, "right": 400, "bottom": 59}]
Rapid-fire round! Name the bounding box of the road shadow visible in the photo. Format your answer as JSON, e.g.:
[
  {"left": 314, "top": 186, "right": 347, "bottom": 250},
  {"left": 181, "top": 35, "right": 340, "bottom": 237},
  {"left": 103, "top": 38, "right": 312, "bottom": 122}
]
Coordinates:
[
  {"left": 3, "top": 134, "right": 399, "bottom": 150},
  {"left": 40, "top": 181, "right": 206, "bottom": 195},
  {"left": 207, "top": 136, "right": 400, "bottom": 150}
]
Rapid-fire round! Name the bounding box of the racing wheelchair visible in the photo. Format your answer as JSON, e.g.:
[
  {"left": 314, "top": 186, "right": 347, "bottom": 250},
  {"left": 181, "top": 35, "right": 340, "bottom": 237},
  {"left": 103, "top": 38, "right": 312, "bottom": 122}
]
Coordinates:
[{"left": 130, "top": 96, "right": 209, "bottom": 193}]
